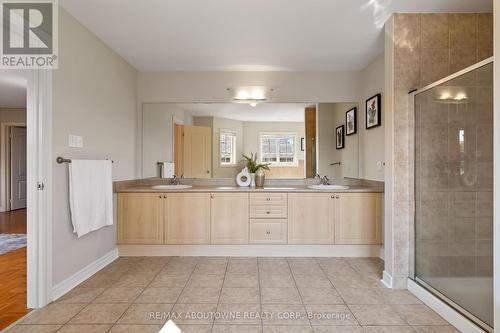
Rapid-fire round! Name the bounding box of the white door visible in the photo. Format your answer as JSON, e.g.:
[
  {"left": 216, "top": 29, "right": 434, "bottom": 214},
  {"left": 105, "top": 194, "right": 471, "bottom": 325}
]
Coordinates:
[{"left": 10, "top": 126, "right": 27, "bottom": 210}]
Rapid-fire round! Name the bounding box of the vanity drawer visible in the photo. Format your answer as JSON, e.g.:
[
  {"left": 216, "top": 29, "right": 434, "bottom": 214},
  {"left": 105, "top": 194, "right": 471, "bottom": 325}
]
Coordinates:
[
  {"left": 249, "top": 205, "right": 287, "bottom": 218},
  {"left": 250, "top": 193, "right": 287, "bottom": 206},
  {"left": 249, "top": 219, "right": 287, "bottom": 244}
]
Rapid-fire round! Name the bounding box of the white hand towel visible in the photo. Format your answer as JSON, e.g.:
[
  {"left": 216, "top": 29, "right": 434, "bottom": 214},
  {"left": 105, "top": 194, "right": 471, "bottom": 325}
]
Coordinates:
[{"left": 69, "top": 159, "right": 113, "bottom": 238}]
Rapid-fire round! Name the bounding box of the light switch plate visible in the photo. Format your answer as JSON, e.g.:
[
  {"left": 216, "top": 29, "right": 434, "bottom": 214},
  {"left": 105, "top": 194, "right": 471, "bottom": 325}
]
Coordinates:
[{"left": 68, "top": 134, "right": 83, "bottom": 148}]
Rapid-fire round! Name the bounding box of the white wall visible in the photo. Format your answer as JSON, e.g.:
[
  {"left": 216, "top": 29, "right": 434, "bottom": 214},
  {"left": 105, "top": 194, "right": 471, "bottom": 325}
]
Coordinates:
[
  {"left": 52, "top": 8, "right": 137, "bottom": 286},
  {"left": 317, "top": 103, "right": 358, "bottom": 179},
  {"left": 142, "top": 103, "right": 193, "bottom": 178},
  {"left": 359, "top": 53, "right": 385, "bottom": 181}
]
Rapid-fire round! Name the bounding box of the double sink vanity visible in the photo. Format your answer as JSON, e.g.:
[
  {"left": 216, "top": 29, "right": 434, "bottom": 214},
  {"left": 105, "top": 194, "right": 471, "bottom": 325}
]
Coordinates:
[
  {"left": 114, "top": 180, "right": 383, "bottom": 249},
  {"left": 122, "top": 102, "right": 384, "bottom": 256}
]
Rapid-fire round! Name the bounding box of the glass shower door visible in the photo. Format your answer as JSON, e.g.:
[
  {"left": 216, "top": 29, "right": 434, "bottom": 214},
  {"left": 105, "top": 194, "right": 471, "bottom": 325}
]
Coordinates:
[{"left": 413, "top": 61, "right": 493, "bottom": 331}]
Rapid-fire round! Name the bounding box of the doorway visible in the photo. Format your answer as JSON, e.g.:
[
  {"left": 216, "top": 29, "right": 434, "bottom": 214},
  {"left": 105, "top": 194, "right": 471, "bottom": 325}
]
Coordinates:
[{"left": 0, "top": 81, "right": 28, "bottom": 329}]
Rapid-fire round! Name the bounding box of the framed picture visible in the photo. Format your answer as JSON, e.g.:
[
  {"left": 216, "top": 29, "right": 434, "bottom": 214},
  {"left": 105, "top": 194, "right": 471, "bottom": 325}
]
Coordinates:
[
  {"left": 366, "top": 93, "right": 381, "bottom": 129},
  {"left": 300, "top": 137, "right": 305, "bottom": 151},
  {"left": 345, "top": 107, "right": 357, "bottom": 136},
  {"left": 336, "top": 125, "right": 345, "bottom": 149}
]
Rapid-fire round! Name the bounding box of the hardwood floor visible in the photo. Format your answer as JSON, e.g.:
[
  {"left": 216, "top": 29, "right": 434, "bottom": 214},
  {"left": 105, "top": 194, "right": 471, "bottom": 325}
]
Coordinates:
[
  {"left": 0, "top": 248, "right": 29, "bottom": 330},
  {"left": 0, "top": 209, "right": 27, "bottom": 234},
  {"left": 0, "top": 209, "right": 28, "bottom": 331}
]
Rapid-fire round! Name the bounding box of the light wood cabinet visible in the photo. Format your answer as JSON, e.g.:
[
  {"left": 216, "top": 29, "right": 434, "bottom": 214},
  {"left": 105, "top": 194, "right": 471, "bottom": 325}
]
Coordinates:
[
  {"left": 249, "top": 205, "right": 287, "bottom": 219},
  {"left": 249, "top": 193, "right": 287, "bottom": 206},
  {"left": 165, "top": 193, "right": 211, "bottom": 244},
  {"left": 249, "top": 219, "right": 287, "bottom": 244},
  {"left": 335, "top": 193, "right": 382, "bottom": 245},
  {"left": 117, "top": 191, "right": 382, "bottom": 246},
  {"left": 117, "top": 193, "right": 164, "bottom": 244},
  {"left": 288, "top": 193, "right": 334, "bottom": 244},
  {"left": 210, "top": 193, "right": 249, "bottom": 244}
]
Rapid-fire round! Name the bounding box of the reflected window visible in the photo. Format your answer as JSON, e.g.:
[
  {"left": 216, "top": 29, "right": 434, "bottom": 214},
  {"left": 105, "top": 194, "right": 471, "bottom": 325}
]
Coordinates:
[
  {"left": 260, "top": 133, "right": 297, "bottom": 166},
  {"left": 220, "top": 130, "right": 236, "bottom": 165},
  {"left": 459, "top": 129, "right": 465, "bottom": 175}
]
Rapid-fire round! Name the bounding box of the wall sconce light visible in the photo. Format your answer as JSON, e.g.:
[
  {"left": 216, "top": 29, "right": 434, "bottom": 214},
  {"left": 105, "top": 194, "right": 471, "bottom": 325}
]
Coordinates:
[{"left": 227, "top": 86, "right": 274, "bottom": 106}]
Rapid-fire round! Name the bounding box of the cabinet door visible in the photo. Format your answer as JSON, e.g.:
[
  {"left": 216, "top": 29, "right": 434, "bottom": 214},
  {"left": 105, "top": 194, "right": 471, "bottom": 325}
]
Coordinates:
[
  {"left": 165, "top": 193, "right": 211, "bottom": 244},
  {"left": 288, "top": 193, "right": 334, "bottom": 244},
  {"left": 249, "top": 219, "right": 287, "bottom": 244},
  {"left": 183, "top": 125, "right": 212, "bottom": 178},
  {"left": 335, "top": 193, "right": 382, "bottom": 245},
  {"left": 211, "top": 193, "right": 249, "bottom": 244},
  {"left": 117, "top": 193, "right": 164, "bottom": 244}
]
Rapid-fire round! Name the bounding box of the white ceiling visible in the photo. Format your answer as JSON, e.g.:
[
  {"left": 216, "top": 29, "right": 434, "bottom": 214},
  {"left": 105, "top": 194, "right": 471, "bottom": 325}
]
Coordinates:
[
  {"left": 60, "top": 0, "right": 492, "bottom": 71},
  {"left": 0, "top": 71, "right": 27, "bottom": 108},
  {"left": 180, "top": 103, "right": 312, "bottom": 122}
]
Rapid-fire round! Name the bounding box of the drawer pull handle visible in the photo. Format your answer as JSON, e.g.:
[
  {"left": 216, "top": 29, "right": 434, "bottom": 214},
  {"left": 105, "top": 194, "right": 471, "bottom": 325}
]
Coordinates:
[
  {"left": 266, "top": 198, "right": 271, "bottom": 201},
  {"left": 266, "top": 230, "right": 271, "bottom": 234},
  {"left": 266, "top": 211, "right": 270, "bottom": 214},
  {"left": 163, "top": 195, "right": 167, "bottom": 199},
  {"left": 331, "top": 195, "right": 335, "bottom": 199},
  {"left": 158, "top": 195, "right": 162, "bottom": 199}
]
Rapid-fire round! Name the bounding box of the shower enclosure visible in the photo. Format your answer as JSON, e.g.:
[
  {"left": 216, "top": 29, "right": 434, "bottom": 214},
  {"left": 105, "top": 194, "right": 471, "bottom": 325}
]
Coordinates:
[{"left": 411, "top": 58, "right": 493, "bottom": 332}]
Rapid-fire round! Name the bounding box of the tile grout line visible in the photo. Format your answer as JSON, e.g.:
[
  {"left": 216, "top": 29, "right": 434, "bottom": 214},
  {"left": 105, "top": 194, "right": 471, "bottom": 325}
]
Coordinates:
[
  {"left": 46, "top": 258, "right": 133, "bottom": 332},
  {"left": 111, "top": 256, "right": 172, "bottom": 330},
  {"left": 212, "top": 257, "right": 229, "bottom": 333},
  {"left": 318, "top": 257, "right": 363, "bottom": 328},
  {"left": 169, "top": 256, "right": 203, "bottom": 330},
  {"left": 51, "top": 258, "right": 142, "bottom": 333},
  {"left": 257, "top": 257, "right": 263, "bottom": 333},
  {"left": 286, "top": 257, "right": 313, "bottom": 331}
]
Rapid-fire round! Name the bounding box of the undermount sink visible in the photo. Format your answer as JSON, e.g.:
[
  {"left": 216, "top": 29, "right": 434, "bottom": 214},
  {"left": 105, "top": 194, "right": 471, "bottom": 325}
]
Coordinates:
[
  {"left": 151, "top": 184, "right": 193, "bottom": 190},
  {"left": 307, "top": 184, "right": 349, "bottom": 190}
]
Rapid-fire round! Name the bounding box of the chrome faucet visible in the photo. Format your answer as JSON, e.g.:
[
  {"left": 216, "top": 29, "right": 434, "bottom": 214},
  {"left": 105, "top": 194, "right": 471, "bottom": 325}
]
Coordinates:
[
  {"left": 171, "top": 175, "right": 183, "bottom": 185},
  {"left": 314, "top": 174, "right": 330, "bottom": 185}
]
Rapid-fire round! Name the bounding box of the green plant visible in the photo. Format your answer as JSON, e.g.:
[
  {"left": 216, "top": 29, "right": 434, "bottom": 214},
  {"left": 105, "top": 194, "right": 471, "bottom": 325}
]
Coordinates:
[{"left": 241, "top": 153, "right": 270, "bottom": 173}]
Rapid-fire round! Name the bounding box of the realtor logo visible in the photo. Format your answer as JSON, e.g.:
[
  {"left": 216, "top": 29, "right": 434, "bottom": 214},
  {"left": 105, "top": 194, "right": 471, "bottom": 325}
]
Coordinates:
[{"left": 1, "top": 0, "right": 58, "bottom": 68}]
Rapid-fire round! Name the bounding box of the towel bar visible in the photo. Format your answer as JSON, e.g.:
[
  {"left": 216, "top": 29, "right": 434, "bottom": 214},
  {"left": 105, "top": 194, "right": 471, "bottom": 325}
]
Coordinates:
[{"left": 56, "top": 156, "right": 114, "bottom": 164}]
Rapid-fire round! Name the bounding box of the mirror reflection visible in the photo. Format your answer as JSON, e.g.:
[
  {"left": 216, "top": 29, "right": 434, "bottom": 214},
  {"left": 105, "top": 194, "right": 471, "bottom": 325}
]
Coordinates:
[{"left": 142, "top": 103, "right": 359, "bottom": 179}]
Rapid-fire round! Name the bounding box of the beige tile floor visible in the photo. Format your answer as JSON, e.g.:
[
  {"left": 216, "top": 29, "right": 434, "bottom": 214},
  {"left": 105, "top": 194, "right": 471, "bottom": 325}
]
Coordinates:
[{"left": 4, "top": 257, "right": 459, "bottom": 333}]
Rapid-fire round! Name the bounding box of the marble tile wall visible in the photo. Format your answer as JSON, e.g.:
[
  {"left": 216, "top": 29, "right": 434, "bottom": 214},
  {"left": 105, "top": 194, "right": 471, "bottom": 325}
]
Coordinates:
[{"left": 387, "top": 13, "right": 493, "bottom": 287}]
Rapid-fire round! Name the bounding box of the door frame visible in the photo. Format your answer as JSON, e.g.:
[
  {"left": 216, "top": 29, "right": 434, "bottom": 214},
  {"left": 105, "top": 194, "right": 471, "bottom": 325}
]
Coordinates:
[
  {"left": 22, "top": 70, "right": 52, "bottom": 309},
  {"left": 0, "top": 122, "right": 26, "bottom": 212}
]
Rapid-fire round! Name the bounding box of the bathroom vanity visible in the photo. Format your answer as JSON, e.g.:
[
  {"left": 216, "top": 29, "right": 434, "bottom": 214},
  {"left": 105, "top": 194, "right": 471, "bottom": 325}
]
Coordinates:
[
  {"left": 115, "top": 183, "right": 382, "bottom": 249},
  {"left": 122, "top": 102, "right": 384, "bottom": 257}
]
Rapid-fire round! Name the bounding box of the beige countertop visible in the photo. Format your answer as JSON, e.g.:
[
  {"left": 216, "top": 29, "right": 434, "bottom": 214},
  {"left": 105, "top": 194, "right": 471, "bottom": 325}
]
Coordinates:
[{"left": 114, "top": 180, "right": 384, "bottom": 194}]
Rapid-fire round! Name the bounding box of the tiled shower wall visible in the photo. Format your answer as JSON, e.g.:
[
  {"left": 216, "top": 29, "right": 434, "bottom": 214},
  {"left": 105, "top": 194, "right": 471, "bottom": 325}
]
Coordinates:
[{"left": 386, "top": 13, "right": 493, "bottom": 288}]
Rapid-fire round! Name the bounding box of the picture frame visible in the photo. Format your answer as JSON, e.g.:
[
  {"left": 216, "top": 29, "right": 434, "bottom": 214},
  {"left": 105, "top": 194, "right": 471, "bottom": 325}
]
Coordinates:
[
  {"left": 345, "top": 107, "right": 357, "bottom": 136},
  {"left": 300, "top": 137, "right": 305, "bottom": 151},
  {"left": 366, "top": 93, "right": 381, "bottom": 129},
  {"left": 336, "top": 125, "right": 344, "bottom": 149}
]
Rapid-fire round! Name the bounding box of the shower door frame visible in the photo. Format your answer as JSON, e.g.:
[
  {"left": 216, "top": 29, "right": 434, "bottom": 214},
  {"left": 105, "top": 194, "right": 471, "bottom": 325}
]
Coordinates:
[{"left": 409, "top": 56, "right": 494, "bottom": 333}]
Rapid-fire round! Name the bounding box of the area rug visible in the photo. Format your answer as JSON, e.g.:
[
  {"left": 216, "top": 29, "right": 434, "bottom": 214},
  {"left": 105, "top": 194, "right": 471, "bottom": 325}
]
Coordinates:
[{"left": 0, "top": 234, "right": 27, "bottom": 255}]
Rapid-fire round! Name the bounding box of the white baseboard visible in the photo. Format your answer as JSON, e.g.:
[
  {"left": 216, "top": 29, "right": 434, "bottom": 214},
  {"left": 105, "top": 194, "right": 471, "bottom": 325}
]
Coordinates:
[
  {"left": 118, "top": 244, "right": 382, "bottom": 257},
  {"left": 381, "top": 270, "right": 393, "bottom": 288},
  {"left": 407, "top": 279, "right": 488, "bottom": 333},
  {"left": 51, "top": 248, "right": 118, "bottom": 301}
]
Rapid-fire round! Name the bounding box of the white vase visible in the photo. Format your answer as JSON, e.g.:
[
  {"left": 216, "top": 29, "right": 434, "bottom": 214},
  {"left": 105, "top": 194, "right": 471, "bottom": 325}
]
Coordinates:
[
  {"left": 250, "top": 173, "right": 256, "bottom": 187},
  {"left": 236, "top": 167, "right": 251, "bottom": 187}
]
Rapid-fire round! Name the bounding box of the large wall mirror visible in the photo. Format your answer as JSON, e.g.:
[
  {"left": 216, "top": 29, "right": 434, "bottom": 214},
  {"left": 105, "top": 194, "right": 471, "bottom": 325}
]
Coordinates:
[{"left": 142, "top": 103, "right": 359, "bottom": 179}]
